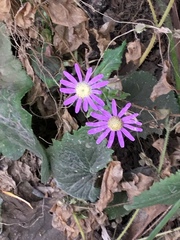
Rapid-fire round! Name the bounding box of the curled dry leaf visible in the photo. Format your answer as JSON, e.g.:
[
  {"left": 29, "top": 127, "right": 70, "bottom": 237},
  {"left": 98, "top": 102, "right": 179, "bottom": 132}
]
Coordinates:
[
  {"left": 54, "top": 23, "right": 89, "bottom": 54},
  {"left": 91, "top": 21, "right": 116, "bottom": 56},
  {"left": 0, "top": 170, "right": 16, "bottom": 192},
  {"left": 125, "top": 39, "right": 143, "bottom": 65},
  {"left": 61, "top": 108, "right": 79, "bottom": 134},
  {"left": 95, "top": 161, "right": 123, "bottom": 212},
  {"left": 18, "top": 46, "right": 34, "bottom": 79},
  {"left": 121, "top": 173, "right": 154, "bottom": 202},
  {"left": 0, "top": 0, "right": 11, "bottom": 21},
  {"left": 47, "top": 0, "right": 87, "bottom": 27},
  {"left": 50, "top": 201, "right": 105, "bottom": 240},
  {"left": 107, "top": 75, "right": 122, "bottom": 91},
  {"left": 150, "top": 60, "right": 175, "bottom": 102},
  {"left": 15, "top": 2, "right": 36, "bottom": 29}
]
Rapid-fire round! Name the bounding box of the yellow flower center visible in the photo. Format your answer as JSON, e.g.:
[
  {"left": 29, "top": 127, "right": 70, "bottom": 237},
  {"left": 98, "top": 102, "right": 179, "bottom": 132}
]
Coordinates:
[
  {"left": 75, "top": 82, "right": 91, "bottom": 99},
  {"left": 108, "top": 116, "right": 123, "bottom": 131}
]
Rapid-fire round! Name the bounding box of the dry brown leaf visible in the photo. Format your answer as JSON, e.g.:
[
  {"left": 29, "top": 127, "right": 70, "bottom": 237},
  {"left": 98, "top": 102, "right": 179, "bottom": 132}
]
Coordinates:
[
  {"left": 61, "top": 108, "right": 78, "bottom": 134},
  {"left": 150, "top": 60, "right": 175, "bottom": 102},
  {"left": 50, "top": 201, "right": 105, "bottom": 240},
  {"left": 127, "top": 205, "right": 168, "bottom": 240},
  {"left": 125, "top": 39, "right": 143, "bottom": 65},
  {"left": 0, "top": 170, "right": 16, "bottom": 191},
  {"left": 15, "top": 2, "right": 36, "bottom": 29},
  {"left": 95, "top": 161, "right": 123, "bottom": 212},
  {"left": 107, "top": 75, "right": 122, "bottom": 91},
  {"left": 47, "top": 0, "right": 87, "bottom": 27},
  {"left": 18, "top": 46, "right": 34, "bottom": 79},
  {"left": 121, "top": 173, "right": 154, "bottom": 202},
  {"left": 169, "top": 137, "right": 180, "bottom": 167},
  {"left": 0, "top": 0, "right": 11, "bottom": 21},
  {"left": 91, "top": 21, "right": 116, "bottom": 56},
  {"left": 53, "top": 23, "right": 89, "bottom": 54}
]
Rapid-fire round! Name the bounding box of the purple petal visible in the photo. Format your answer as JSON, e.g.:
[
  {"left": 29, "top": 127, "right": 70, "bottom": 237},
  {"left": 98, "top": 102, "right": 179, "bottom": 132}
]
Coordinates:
[
  {"left": 96, "top": 128, "right": 111, "bottom": 144},
  {"left": 63, "top": 71, "right": 78, "bottom": 84},
  {"left": 121, "top": 128, "right": 135, "bottom": 141},
  {"left": 117, "top": 130, "right": 125, "bottom": 148},
  {"left": 91, "top": 81, "right": 109, "bottom": 89},
  {"left": 60, "top": 80, "right": 76, "bottom": 88},
  {"left": 107, "top": 131, "right": 115, "bottom": 148},
  {"left": 122, "top": 119, "right": 142, "bottom": 126},
  {"left": 88, "top": 74, "right": 103, "bottom": 85},
  {"left": 83, "top": 99, "right": 88, "bottom": 112},
  {"left": 75, "top": 63, "right": 83, "bottom": 82},
  {"left": 88, "top": 125, "right": 108, "bottom": 134},
  {"left": 86, "top": 97, "right": 98, "bottom": 111},
  {"left": 92, "top": 89, "right": 102, "bottom": 95},
  {"left": 121, "top": 113, "right": 139, "bottom": 122},
  {"left": 118, "top": 103, "right": 131, "bottom": 118},
  {"left": 64, "top": 95, "right": 77, "bottom": 106},
  {"left": 100, "top": 108, "right": 112, "bottom": 118},
  {"left": 86, "top": 121, "right": 108, "bottom": 127},
  {"left": 91, "top": 94, "right": 105, "bottom": 106},
  {"left": 60, "top": 88, "right": 76, "bottom": 94},
  {"left": 112, "top": 99, "right": 117, "bottom": 116},
  {"left": 84, "top": 67, "right": 93, "bottom": 82},
  {"left": 91, "top": 112, "right": 110, "bottom": 121},
  {"left": 124, "top": 124, "right": 143, "bottom": 132},
  {"left": 75, "top": 98, "right": 82, "bottom": 113}
]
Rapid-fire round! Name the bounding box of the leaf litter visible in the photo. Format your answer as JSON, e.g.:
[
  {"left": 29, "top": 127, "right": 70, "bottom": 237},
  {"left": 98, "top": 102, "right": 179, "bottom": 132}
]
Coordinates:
[{"left": 1, "top": 0, "right": 180, "bottom": 239}]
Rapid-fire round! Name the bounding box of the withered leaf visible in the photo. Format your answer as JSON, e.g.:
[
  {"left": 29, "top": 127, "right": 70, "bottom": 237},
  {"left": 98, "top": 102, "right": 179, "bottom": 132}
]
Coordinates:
[
  {"left": 150, "top": 60, "right": 175, "bottom": 102},
  {"left": 15, "top": 2, "right": 36, "bottom": 29},
  {"left": 121, "top": 173, "right": 154, "bottom": 202},
  {"left": 0, "top": 0, "right": 11, "bottom": 21},
  {"left": 53, "top": 23, "right": 89, "bottom": 54},
  {"left": 125, "top": 39, "right": 143, "bottom": 65},
  {"left": 47, "top": 0, "right": 87, "bottom": 27},
  {"left": 96, "top": 161, "right": 123, "bottom": 212}
]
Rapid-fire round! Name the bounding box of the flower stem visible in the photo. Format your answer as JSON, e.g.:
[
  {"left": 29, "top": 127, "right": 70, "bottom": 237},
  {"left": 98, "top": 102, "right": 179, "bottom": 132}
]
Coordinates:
[
  {"left": 158, "top": 118, "right": 171, "bottom": 173},
  {"left": 116, "top": 209, "right": 139, "bottom": 240}
]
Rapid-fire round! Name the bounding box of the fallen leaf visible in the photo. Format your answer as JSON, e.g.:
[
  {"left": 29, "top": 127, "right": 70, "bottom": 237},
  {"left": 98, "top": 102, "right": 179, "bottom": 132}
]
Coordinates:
[
  {"left": 107, "top": 75, "right": 122, "bottom": 91},
  {"left": 50, "top": 201, "right": 106, "bottom": 240},
  {"left": 126, "top": 204, "right": 168, "bottom": 240},
  {"left": 0, "top": 0, "right": 11, "bottom": 21},
  {"left": 95, "top": 161, "right": 123, "bottom": 212},
  {"left": 91, "top": 21, "right": 116, "bottom": 56},
  {"left": 47, "top": 0, "right": 87, "bottom": 27},
  {"left": 0, "top": 170, "right": 16, "bottom": 191},
  {"left": 121, "top": 173, "right": 154, "bottom": 202},
  {"left": 150, "top": 60, "right": 175, "bottom": 102},
  {"left": 15, "top": 2, "right": 36, "bottom": 29},
  {"left": 154, "top": 108, "right": 170, "bottom": 120},
  {"left": 125, "top": 39, "right": 143, "bottom": 65},
  {"left": 60, "top": 108, "right": 79, "bottom": 134},
  {"left": 53, "top": 23, "right": 89, "bottom": 54},
  {"left": 18, "top": 46, "right": 34, "bottom": 79}
]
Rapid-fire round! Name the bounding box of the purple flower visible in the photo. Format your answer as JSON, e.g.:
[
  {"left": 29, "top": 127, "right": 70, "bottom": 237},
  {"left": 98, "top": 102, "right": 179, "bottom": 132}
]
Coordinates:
[
  {"left": 60, "top": 63, "right": 108, "bottom": 113},
  {"left": 86, "top": 99, "right": 143, "bottom": 148}
]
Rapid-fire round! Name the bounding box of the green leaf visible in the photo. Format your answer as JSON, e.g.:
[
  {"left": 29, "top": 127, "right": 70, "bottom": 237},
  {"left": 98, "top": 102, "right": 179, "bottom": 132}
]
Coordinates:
[
  {"left": 0, "top": 23, "right": 50, "bottom": 182},
  {"left": 122, "top": 71, "right": 180, "bottom": 138},
  {"left": 124, "top": 171, "right": 180, "bottom": 211},
  {"left": 47, "top": 127, "right": 113, "bottom": 202},
  {"left": 94, "top": 41, "right": 126, "bottom": 79},
  {"left": 29, "top": 46, "right": 62, "bottom": 88},
  {"left": 105, "top": 192, "right": 130, "bottom": 220}
]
